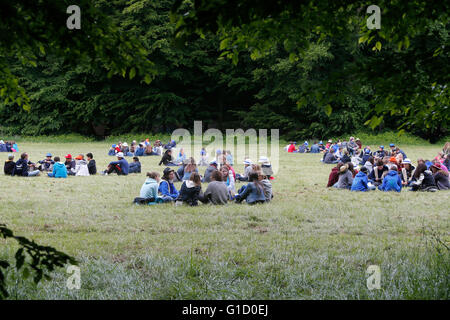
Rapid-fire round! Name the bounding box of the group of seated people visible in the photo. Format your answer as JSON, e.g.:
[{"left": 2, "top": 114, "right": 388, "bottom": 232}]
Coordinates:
[
  {"left": 4, "top": 152, "right": 97, "bottom": 177},
  {"left": 108, "top": 139, "right": 177, "bottom": 157},
  {"left": 0, "top": 140, "right": 19, "bottom": 153},
  {"left": 3, "top": 152, "right": 143, "bottom": 177},
  {"left": 286, "top": 137, "right": 362, "bottom": 154},
  {"left": 134, "top": 156, "right": 274, "bottom": 206},
  {"left": 326, "top": 144, "right": 450, "bottom": 192}
]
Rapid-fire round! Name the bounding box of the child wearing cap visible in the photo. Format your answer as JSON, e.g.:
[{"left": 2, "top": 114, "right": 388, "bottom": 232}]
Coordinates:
[
  {"left": 400, "top": 158, "right": 415, "bottom": 186},
  {"left": 37, "top": 153, "right": 55, "bottom": 172},
  {"left": 4, "top": 154, "right": 15, "bottom": 175},
  {"left": 135, "top": 143, "right": 145, "bottom": 157},
  {"left": 108, "top": 145, "right": 117, "bottom": 156},
  {"left": 73, "top": 154, "right": 90, "bottom": 176},
  {"left": 102, "top": 153, "right": 129, "bottom": 175},
  {"left": 202, "top": 160, "right": 218, "bottom": 183},
  {"left": 64, "top": 154, "right": 76, "bottom": 175},
  {"left": 236, "top": 159, "right": 253, "bottom": 181}
]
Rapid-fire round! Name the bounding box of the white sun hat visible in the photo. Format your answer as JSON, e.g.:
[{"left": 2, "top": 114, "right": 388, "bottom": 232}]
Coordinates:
[{"left": 243, "top": 159, "right": 252, "bottom": 165}]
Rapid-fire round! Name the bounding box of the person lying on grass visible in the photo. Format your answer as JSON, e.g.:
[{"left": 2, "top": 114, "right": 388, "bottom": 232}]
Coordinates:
[
  {"left": 176, "top": 173, "right": 202, "bottom": 206},
  {"left": 48, "top": 156, "right": 67, "bottom": 178},
  {"left": 199, "top": 170, "right": 229, "bottom": 205},
  {"left": 235, "top": 172, "right": 266, "bottom": 205},
  {"left": 102, "top": 152, "right": 129, "bottom": 176},
  {"left": 158, "top": 167, "right": 179, "bottom": 202}
]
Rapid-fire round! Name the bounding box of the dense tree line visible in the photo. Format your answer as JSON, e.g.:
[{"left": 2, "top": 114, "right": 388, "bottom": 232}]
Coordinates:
[{"left": 0, "top": 0, "right": 448, "bottom": 141}]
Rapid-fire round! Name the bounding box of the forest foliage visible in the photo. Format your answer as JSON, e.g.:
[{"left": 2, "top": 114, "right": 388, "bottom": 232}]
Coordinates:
[{"left": 0, "top": 0, "right": 448, "bottom": 142}]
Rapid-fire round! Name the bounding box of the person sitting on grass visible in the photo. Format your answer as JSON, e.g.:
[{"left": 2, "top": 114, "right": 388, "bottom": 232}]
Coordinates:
[
  {"left": 13, "top": 153, "right": 40, "bottom": 177},
  {"left": 202, "top": 160, "right": 218, "bottom": 183},
  {"left": 48, "top": 157, "right": 67, "bottom": 178},
  {"left": 400, "top": 158, "right": 415, "bottom": 186},
  {"left": 134, "top": 172, "right": 161, "bottom": 205},
  {"left": 128, "top": 156, "right": 142, "bottom": 174},
  {"left": 176, "top": 148, "right": 186, "bottom": 164},
  {"left": 198, "top": 170, "right": 228, "bottom": 205},
  {"left": 176, "top": 173, "right": 202, "bottom": 206},
  {"left": 221, "top": 164, "right": 236, "bottom": 200},
  {"left": 235, "top": 172, "right": 266, "bottom": 205},
  {"left": 87, "top": 153, "right": 97, "bottom": 175},
  {"left": 64, "top": 154, "right": 76, "bottom": 176},
  {"left": 259, "top": 156, "right": 274, "bottom": 180},
  {"left": 158, "top": 167, "right": 179, "bottom": 202},
  {"left": 430, "top": 163, "right": 450, "bottom": 190},
  {"left": 108, "top": 145, "right": 117, "bottom": 156},
  {"left": 327, "top": 162, "right": 344, "bottom": 187},
  {"left": 158, "top": 149, "right": 177, "bottom": 166},
  {"left": 334, "top": 164, "right": 354, "bottom": 190},
  {"left": 340, "top": 149, "right": 351, "bottom": 164},
  {"left": 182, "top": 157, "right": 198, "bottom": 181},
  {"left": 258, "top": 170, "right": 273, "bottom": 202},
  {"left": 4, "top": 154, "right": 15, "bottom": 175},
  {"left": 37, "top": 153, "right": 55, "bottom": 172},
  {"left": 351, "top": 166, "right": 374, "bottom": 191},
  {"left": 287, "top": 141, "right": 296, "bottom": 153},
  {"left": 378, "top": 165, "right": 402, "bottom": 192},
  {"left": 73, "top": 155, "right": 90, "bottom": 176},
  {"left": 373, "top": 145, "right": 388, "bottom": 158},
  {"left": 368, "top": 159, "right": 389, "bottom": 187},
  {"left": 310, "top": 141, "right": 320, "bottom": 153},
  {"left": 236, "top": 159, "right": 253, "bottom": 181},
  {"left": 102, "top": 152, "right": 129, "bottom": 176},
  {"left": 198, "top": 147, "right": 208, "bottom": 166},
  {"left": 410, "top": 164, "right": 438, "bottom": 192},
  {"left": 323, "top": 149, "right": 338, "bottom": 164},
  {"left": 363, "top": 156, "right": 375, "bottom": 174},
  {"left": 135, "top": 143, "right": 145, "bottom": 157}
]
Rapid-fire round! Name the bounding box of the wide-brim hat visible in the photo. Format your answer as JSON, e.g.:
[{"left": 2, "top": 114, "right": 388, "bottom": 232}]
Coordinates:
[
  {"left": 403, "top": 158, "right": 412, "bottom": 164},
  {"left": 123, "top": 142, "right": 128, "bottom": 147},
  {"left": 258, "top": 156, "right": 269, "bottom": 163},
  {"left": 243, "top": 159, "right": 252, "bottom": 165},
  {"left": 116, "top": 152, "right": 124, "bottom": 158},
  {"left": 163, "top": 167, "right": 174, "bottom": 177}
]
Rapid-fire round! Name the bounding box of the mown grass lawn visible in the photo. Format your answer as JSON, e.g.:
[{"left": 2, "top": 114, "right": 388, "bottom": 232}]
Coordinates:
[{"left": 0, "top": 142, "right": 448, "bottom": 299}]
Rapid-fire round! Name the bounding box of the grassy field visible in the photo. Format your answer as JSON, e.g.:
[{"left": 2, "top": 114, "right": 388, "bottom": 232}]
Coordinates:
[{"left": 0, "top": 141, "right": 449, "bottom": 299}]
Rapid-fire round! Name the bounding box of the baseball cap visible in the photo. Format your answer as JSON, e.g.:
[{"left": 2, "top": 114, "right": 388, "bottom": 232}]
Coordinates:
[
  {"left": 46, "top": 153, "right": 52, "bottom": 157},
  {"left": 75, "top": 155, "right": 83, "bottom": 160},
  {"left": 403, "top": 158, "right": 412, "bottom": 164},
  {"left": 116, "top": 152, "right": 124, "bottom": 158},
  {"left": 380, "top": 145, "right": 384, "bottom": 149},
  {"left": 65, "top": 154, "right": 72, "bottom": 159},
  {"left": 389, "top": 143, "right": 395, "bottom": 147},
  {"left": 243, "top": 159, "right": 252, "bottom": 165}
]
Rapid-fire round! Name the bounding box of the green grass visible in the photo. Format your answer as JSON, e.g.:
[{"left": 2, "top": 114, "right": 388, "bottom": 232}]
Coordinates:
[{"left": 0, "top": 142, "right": 449, "bottom": 299}]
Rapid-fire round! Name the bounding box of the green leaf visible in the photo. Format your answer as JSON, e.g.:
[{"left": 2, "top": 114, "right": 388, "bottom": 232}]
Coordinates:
[
  {"left": 376, "top": 41, "right": 382, "bottom": 51},
  {"left": 129, "top": 68, "right": 136, "bottom": 80},
  {"left": 325, "top": 104, "right": 332, "bottom": 116}
]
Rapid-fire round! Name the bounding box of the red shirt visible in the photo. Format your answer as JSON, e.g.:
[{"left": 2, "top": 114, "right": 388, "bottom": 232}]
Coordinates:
[{"left": 288, "top": 144, "right": 296, "bottom": 153}]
